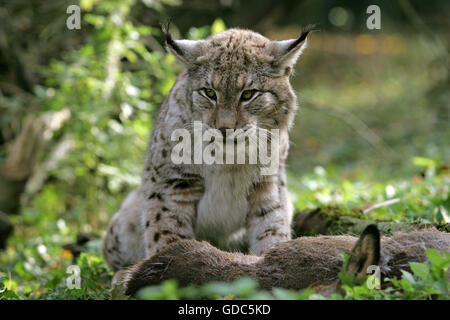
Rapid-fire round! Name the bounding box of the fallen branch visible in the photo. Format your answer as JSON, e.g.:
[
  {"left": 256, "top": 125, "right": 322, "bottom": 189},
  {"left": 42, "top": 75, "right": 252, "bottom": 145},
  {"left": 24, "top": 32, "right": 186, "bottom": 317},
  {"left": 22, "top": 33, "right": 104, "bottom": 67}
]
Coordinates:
[{"left": 362, "top": 198, "right": 401, "bottom": 214}]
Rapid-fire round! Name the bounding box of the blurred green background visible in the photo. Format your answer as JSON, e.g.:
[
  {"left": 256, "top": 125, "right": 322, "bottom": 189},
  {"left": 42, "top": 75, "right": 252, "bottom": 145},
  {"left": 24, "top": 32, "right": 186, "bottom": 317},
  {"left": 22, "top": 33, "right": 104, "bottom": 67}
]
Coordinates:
[{"left": 0, "top": 0, "right": 449, "bottom": 299}]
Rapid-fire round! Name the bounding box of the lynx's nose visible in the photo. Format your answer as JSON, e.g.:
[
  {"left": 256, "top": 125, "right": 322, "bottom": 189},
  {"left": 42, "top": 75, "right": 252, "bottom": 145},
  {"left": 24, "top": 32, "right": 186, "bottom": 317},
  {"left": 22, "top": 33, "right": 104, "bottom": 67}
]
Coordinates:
[
  {"left": 218, "top": 127, "right": 230, "bottom": 139},
  {"left": 218, "top": 127, "right": 239, "bottom": 144}
]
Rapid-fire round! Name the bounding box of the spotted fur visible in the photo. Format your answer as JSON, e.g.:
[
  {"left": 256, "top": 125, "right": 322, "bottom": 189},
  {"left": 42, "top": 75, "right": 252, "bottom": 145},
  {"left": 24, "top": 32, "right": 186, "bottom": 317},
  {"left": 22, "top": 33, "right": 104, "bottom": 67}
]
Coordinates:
[{"left": 103, "top": 27, "right": 313, "bottom": 273}]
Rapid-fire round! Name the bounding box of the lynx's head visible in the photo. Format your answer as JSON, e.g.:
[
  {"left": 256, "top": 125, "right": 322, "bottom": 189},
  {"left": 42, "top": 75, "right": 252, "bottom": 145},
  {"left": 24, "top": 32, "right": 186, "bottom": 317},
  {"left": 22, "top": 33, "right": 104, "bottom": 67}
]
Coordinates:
[{"left": 164, "top": 26, "right": 314, "bottom": 135}]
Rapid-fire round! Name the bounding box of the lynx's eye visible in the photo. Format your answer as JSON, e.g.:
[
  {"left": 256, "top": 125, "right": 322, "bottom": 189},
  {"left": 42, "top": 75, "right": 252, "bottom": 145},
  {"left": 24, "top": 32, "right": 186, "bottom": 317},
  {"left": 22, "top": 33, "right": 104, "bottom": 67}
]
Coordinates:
[
  {"left": 203, "top": 88, "right": 217, "bottom": 100},
  {"left": 241, "top": 90, "right": 256, "bottom": 101}
]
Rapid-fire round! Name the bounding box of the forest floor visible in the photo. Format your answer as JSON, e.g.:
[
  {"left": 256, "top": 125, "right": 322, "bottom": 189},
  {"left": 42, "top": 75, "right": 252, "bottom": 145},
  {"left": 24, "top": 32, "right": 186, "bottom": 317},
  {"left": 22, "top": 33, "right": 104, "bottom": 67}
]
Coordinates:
[
  {"left": 1, "top": 163, "right": 448, "bottom": 300},
  {"left": 1, "top": 30, "right": 449, "bottom": 300}
]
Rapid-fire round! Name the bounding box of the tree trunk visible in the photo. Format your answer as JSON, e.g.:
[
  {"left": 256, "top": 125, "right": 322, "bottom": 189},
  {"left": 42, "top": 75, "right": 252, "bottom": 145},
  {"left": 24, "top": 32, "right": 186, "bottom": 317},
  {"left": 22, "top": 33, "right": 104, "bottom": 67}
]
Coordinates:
[
  {"left": 0, "top": 211, "right": 13, "bottom": 249},
  {"left": 0, "top": 116, "right": 45, "bottom": 214}
]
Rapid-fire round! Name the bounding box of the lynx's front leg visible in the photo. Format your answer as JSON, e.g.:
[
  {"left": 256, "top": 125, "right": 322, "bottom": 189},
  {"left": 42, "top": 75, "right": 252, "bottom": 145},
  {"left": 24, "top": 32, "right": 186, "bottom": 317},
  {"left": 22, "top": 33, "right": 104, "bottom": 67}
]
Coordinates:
[
  {"left": 247, "top": 172, "right": 293, "bottom": 255},
  {"left": 142, "top": 178, "right": 203, "bottom": 257}
]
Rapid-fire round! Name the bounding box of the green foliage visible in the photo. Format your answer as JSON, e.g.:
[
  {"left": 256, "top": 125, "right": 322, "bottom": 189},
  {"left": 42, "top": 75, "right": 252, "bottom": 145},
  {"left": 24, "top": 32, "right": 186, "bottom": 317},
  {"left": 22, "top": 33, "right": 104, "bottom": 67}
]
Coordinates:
[
  {"left": 1, "top": 0, "right": 173, "bottom": 300},
  {"left": 386, "top": 249, "right": 450, "bottom": 299},
  {"left": 337, "top": 248, "right": 450, "bottom": 300},
  {"left": 42, "top": 253, "right": 112, "bottom": 300},
  {"left": 211, "top": 18, "right": 227, "bottom": 35},
  {"left": 0, "top": 217, "right": 112, "bottom": 299},
  {"left": 289, "top": 158, "right": 449, "bottom": 225},
  {"left": 136, "top": 277, "right": 315, "bottom": 300},
  {"left": 30, "top": 0, "right": 179, "bottom": 232}
]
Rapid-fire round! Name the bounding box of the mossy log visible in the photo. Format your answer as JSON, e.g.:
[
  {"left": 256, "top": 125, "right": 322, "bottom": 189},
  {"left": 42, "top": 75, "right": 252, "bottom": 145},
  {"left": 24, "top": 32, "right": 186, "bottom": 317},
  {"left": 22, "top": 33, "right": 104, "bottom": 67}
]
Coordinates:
[{"left": 293, "top": 206, "right": 449, "bottom": 237}]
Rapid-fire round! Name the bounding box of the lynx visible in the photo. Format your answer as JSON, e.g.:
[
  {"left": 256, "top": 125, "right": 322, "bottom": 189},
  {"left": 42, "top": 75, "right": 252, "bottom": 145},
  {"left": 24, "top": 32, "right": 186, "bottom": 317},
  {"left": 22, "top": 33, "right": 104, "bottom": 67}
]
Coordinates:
[
  {"left": 119, "top": 225, "right": 450, "bottom": 297},
  {"left": 102, "top": 26, "right": 315, "bottom": 273}
]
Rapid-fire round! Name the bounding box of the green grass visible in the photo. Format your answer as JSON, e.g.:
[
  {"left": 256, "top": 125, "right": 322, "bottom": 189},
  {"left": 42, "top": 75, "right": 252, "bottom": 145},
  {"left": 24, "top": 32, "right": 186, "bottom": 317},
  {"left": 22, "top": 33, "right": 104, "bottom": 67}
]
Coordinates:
[{"left": 1, "top": 159, "right": 448, "bottom": 300}]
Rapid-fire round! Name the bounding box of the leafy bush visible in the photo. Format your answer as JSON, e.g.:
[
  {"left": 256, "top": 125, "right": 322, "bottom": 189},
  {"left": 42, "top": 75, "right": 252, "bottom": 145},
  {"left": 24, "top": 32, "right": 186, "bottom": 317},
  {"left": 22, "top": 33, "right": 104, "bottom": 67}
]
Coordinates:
[{"left": 338, "top": 249, "right": 450, "bottom": 300}]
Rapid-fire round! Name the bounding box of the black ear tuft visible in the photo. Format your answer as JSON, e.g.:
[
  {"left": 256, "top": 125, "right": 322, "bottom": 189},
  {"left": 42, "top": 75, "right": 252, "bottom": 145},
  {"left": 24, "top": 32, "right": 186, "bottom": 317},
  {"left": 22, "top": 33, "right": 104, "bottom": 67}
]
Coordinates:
[
  {"left": 161, "top": 19, "right": 181, "bottom": 56},
  {"left": 286, "top": 24, "right": 320, "bottom": 52},
  {"left": 272, "top": 24, "right": 319, "bottom": 71},
  {"left": 160, "top": 19, "right": 172, "bottom": 40},
  {"left": 160, "top": 20, "right": 205, "bottom": 67}
]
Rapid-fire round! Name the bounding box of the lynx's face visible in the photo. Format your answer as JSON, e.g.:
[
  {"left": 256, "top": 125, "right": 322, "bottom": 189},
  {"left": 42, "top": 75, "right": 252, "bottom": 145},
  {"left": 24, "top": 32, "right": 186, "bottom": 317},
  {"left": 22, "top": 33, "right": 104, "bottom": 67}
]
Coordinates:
[{"left": 165, "top": 28, "right": 313, "bottom": 135}]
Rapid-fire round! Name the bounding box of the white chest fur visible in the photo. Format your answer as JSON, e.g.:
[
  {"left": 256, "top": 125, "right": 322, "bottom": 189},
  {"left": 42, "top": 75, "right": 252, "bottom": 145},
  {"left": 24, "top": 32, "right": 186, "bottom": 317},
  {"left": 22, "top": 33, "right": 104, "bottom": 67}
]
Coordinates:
[{"left": 195, "top": 165, "right": 260, "bottom": 248}]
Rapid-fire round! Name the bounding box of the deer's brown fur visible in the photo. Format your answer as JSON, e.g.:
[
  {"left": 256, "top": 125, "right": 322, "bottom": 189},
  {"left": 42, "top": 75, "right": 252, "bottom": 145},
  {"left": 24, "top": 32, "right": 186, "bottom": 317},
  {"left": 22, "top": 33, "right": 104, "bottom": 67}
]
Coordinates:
[{"left": 120, "top": 226, "right": 449, "bottom": 296}]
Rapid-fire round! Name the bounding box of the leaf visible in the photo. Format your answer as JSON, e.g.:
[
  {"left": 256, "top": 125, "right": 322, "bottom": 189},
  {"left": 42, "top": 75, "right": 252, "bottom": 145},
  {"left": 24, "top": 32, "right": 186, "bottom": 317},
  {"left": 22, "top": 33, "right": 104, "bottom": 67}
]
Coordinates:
[
  {"left": 271, "top": 288, "right": 298, "bottom": 300},
  {"left": 411, "top": 157, "right": 435, "bottom": 168},
  {"left": 232, "top": 277, "right": 258, "bottom": 297},
  {"left": 80, "top": 0, "right": 101, "bottom": 11},
  {"left": 400, "top": 270, "right": 416, "bottom": 285},
  {"left": 425, "top": 249, "right": 447, "bottom": 268},
  {"left": 338, "top": 269, "right": 356, "bottom": 286},
  {"left": 432, "top": 280, "right": 448, "bottom": 294},
  {"left": 211, "top": 18, "right": 226, "bottom": 35},
  {"left": 409, "top": 262, "right": 430, "bottom": 281},
  {"left": 440, "top": 206, "right": 450, "bottom": 223}
]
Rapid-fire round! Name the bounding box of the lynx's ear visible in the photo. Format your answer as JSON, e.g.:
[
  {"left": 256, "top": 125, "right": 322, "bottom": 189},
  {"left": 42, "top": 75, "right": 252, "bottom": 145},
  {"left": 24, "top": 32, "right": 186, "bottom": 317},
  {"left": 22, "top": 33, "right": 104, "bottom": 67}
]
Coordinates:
[
  {"left": 162, "top": 26, "right": 206, "bottom": 67},
  {"left": 345, "top": 224, "right": 381, "bottom": 280},
  {"left": 272, "top": 25, "right": 317, "bottom": 74}
]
